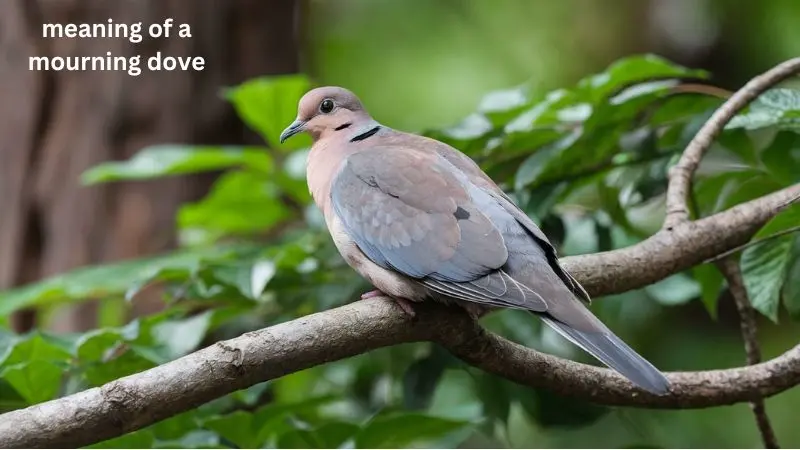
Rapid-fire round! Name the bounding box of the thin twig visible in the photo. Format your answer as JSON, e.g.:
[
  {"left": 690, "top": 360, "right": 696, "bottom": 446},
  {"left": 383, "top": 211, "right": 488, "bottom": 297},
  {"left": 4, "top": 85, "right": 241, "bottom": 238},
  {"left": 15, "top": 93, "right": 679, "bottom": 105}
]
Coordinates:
[
  {"left": 663, "top": 58, "right": 800, "bottom": 229},
  {"left": 704, "top": 225, "right": 800, "bottom": 264},
  {"left": 716, "top": 258, "right": 780, "bottom": 448}
]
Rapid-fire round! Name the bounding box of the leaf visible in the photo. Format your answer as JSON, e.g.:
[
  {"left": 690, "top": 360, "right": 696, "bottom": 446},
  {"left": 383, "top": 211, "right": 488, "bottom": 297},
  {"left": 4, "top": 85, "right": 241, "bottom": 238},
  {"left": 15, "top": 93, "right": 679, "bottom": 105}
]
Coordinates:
[
  {"left": 515, "top": 130, "right": 582, "bottom": 190},
  {"left": 276, "top": 429, "right": 326, "bottom": 449},
  {"left": 727, "top": 88, "right": 800, "bottom": 131},
  {"left": 203, "top": 411, "right": 256, "bottom": 449},
  {"left": 402, "top": 352, "right": 447, "bottom": 410},
  {"left": 518, "top": 387, "right": 609, "bottom": 428},
  {"left": 740, "top": 207, "right": 800, "bottom": 321},
  {"left": 209, "top": 258, "right": 277, "bottom": 301},
  {"left": 177, "top": 171, "right": 291, "bottom": 244},
  {"left": 226, "top": 74, "right": 313, "bottom": 150},
  {"left": 150, "top": 411, "right": 202, "bottom": 441},
  {"left": 2, "top": 360, "right": 62, "bottom": 404},
  {"left": 250, "top": 260, "right": 277, "bottom": 299},
  {"left": 87, "top": 430, "right": 156, "bottom": 449},
  {"left": 576, "top": 54, "right": 707, "bottom": 102},
  {"left": 151, "top": 311, "right": 212, "bottom": 360},
  {"left": 692, "top": 264, "right": 724, "bottom": 319},
  {"left": 1, "top": 333, "right": 72, "bottom": 367},
  {"left": 82, "top": 145, "right": 271, "bottom": 184},
  {"left": 0, "top": 245, "right": 259, "bottom": 316},
  {"left": 354, "top": 413, "right": 470, "bottom": 449},
  {"left": 0, "top": 379, "right": 27, "bottom": 412},
  {"left": 741, "top": 237, "right": 794, "bottom": 322},
  {"left": 761, "top": 131, "right": 800, "bottom": 186},
  {"left": 644, "top": 273, "right": 701, "bottom": 306},
  {"left": 784, "top": 254, "right": 800, "bottom": 319}
]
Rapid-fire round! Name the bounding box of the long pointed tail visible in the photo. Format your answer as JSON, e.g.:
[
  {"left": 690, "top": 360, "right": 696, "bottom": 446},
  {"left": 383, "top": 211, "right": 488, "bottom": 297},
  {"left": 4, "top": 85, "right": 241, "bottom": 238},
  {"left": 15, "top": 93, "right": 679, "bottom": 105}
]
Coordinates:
[{"left": 540, "top": 315, "right": 670, "bottom": 394}]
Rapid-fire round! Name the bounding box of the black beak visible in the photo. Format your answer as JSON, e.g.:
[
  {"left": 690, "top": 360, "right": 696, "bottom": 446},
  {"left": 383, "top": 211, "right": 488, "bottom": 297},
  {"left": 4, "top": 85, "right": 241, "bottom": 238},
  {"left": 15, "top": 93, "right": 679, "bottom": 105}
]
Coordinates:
[{"left": 280, "top": 119, "right": 306, "bottom": 143}]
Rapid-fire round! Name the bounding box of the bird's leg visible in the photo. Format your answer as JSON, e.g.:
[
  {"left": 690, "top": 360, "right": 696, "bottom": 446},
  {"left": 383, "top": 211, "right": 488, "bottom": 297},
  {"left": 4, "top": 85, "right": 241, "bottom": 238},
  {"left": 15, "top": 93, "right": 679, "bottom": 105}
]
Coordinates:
[
  {"left": 360, "top": 289, "right": 384, "bottom": 300},
  {"left": 359, "top": 289, "right": 416, "bottom": 317}
]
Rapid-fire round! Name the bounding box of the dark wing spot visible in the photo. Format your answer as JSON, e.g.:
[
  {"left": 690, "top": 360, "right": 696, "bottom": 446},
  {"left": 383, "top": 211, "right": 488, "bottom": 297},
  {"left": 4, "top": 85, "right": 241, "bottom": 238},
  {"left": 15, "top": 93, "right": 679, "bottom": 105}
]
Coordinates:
[
  {"left": 350, "top": 126, "right": 381, "bottom": 142},
  {"left": 454, "top": 206, "right": 470, "bottom": 220},
  {"left": 358, "top": 174, "right": 379, "bottom": 187},
  {"left": 334, "top": 122, "right": 352, "bottom": 131}
]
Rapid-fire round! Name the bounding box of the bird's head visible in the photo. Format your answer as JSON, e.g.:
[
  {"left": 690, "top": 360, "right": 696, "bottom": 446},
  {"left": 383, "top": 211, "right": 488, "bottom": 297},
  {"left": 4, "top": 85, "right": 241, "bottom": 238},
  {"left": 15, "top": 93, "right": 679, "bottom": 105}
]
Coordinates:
[{"left": 280, "top": 86, "right": 368, "bottom": 143}]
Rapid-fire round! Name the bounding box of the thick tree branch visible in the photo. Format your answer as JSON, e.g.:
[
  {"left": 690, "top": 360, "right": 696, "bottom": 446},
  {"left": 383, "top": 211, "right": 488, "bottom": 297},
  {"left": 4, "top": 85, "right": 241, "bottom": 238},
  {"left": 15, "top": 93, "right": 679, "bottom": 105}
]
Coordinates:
[
  {"left": 663, "top": 57, "right": 800, "bottom": 229},
  {"left": 2, "top": 299, "right": 799, "bottom": 448},
  {"left": 563, "top": 183, "right": 800, "bottom": 296},
  {"left": 716, "top": 258, "right": 779, "bottom": 449}
]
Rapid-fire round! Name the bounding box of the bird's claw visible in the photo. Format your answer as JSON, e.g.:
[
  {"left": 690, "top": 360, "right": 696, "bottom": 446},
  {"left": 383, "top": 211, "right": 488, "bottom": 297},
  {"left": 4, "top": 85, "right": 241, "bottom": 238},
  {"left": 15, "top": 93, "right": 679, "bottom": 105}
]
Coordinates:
[{"left": 359, "top": 289, "right": 416, "bottom": 318}]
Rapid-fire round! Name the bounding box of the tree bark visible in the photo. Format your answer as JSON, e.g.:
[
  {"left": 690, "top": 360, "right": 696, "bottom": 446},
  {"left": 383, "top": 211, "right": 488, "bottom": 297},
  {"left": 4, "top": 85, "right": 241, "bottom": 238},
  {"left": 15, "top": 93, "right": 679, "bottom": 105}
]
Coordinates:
[{"left": 0, "top": 0, "right": 300, "bottom": 332}]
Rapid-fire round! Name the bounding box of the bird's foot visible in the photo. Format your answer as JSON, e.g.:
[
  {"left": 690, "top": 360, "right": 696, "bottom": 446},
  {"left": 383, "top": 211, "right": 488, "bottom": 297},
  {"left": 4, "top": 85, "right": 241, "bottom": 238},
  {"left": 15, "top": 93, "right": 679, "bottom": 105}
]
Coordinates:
[
  {"left": 360, "top": 289, "right": 384, "bottom": 300},
  {"left": 359, "top": 289, "right": 416, "bottom": 318}
]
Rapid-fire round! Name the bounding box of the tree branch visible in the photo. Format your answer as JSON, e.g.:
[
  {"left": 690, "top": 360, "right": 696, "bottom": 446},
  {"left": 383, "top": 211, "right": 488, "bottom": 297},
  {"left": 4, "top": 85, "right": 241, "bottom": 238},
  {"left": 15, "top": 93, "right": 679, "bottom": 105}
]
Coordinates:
[
  {"left": 563, "top": 183, "right": 800, "bottom": 296},
  {"left": 663, "top": 57, "right": 800, "bottom": 229},
  {"left": 1, "top": 298, "right": 800, "bottom": 449},
  {"left": 716, "top": 258, "right": 779, "bottom": 449}
]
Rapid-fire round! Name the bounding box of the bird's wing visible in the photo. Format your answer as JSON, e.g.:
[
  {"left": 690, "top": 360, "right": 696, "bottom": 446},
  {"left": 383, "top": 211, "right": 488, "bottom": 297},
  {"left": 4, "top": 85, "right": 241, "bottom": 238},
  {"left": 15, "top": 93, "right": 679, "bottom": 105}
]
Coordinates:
[{"left": 329, "top": 147, "right": 548, "bottom": 312}]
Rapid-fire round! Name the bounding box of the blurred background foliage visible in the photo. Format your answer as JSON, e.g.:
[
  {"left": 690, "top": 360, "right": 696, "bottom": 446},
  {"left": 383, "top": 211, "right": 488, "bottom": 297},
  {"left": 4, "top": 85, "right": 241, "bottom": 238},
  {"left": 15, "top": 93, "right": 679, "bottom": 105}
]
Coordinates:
[{"left": 1, "top": 0, "right": 800, "bottom": 448}]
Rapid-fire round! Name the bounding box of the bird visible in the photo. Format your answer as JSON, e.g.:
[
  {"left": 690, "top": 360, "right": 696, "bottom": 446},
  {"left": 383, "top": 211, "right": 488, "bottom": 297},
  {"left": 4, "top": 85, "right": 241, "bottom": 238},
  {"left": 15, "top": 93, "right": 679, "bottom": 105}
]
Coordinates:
[{"left": 279, "top": 86, "right": 670, "bottom": 395}]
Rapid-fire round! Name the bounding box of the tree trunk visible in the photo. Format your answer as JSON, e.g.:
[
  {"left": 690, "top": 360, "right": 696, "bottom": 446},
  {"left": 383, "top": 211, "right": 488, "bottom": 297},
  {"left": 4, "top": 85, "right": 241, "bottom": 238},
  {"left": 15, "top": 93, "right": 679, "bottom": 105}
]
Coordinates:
[{"left": 0, "top": 0, "right": 300, "bottom": 332}]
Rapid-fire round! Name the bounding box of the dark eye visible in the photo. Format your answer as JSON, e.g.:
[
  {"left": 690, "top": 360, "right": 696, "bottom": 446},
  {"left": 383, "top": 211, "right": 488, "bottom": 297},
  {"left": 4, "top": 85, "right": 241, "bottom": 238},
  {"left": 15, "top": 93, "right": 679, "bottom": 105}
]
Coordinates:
[{"left": 319, "top": 98, "right": 335, "bottom": 114}]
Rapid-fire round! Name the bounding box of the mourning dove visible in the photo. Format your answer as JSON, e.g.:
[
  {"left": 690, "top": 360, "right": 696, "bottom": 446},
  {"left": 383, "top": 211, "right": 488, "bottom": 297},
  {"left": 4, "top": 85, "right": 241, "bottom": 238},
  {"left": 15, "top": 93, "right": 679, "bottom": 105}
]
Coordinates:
[{"left": 280, "top": 86, "right": 669, "bottom": 394}]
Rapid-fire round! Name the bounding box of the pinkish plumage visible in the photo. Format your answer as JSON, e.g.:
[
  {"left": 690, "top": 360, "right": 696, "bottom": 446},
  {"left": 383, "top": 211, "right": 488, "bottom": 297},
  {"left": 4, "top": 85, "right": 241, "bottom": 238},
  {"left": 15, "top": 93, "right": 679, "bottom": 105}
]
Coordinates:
[{"left": 280, "top": 86, "right": 670, "bottom": 394}]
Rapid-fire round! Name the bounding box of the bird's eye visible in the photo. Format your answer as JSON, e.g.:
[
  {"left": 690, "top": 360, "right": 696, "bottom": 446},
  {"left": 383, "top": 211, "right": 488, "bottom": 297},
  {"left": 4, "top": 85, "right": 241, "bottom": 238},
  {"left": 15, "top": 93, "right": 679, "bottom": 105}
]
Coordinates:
[{"left": 319, "top": 99, "right": 335, "bottom": 114}]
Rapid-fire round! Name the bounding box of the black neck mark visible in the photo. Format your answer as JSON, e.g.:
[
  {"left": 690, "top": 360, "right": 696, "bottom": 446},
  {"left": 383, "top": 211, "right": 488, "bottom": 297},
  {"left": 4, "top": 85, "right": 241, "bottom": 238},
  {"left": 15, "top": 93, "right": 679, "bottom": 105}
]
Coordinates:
[
  {"left": 350, "top": 126, "right": 380, "bottom": 142},
  {"left": 334, "top": 122, "right": 352, "bottom": 131}
]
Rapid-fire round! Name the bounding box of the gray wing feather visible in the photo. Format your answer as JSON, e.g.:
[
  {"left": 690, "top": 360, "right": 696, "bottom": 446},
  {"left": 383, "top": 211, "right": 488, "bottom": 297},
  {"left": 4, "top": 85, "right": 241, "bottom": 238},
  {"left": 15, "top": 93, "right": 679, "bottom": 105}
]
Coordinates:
[{"left": 540, "top": 316, "right": 669, "bottom": 394}]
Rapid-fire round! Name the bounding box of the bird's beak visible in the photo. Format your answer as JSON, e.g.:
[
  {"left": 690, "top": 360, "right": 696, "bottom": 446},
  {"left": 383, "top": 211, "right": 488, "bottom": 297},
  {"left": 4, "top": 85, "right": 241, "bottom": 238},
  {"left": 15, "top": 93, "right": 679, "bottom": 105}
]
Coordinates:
[{"left": 280, "top": 119, "right": 306, "bottom": 143}]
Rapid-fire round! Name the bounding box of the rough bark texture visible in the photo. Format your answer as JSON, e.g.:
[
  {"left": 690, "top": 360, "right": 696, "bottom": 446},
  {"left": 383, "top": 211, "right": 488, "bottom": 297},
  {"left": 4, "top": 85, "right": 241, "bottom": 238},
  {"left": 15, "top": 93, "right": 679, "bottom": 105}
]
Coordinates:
[
  {"left": 0, "top": 0, "right": 300, "bottom": 332},
  {"left": 0, "top": 297, "right": 798, "bottom": 449}
]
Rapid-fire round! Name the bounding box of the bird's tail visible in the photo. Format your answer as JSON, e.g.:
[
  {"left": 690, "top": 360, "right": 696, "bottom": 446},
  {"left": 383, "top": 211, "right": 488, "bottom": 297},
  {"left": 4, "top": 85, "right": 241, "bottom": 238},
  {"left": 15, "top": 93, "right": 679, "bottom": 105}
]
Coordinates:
[{"left": 539, "top": 315, "right": 670, "bottom": 394}]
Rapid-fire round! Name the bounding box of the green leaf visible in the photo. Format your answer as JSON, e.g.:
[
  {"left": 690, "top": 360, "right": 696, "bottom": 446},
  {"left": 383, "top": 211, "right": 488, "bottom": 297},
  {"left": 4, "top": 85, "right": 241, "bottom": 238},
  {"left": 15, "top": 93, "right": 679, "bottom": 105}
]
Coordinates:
[
  {"left": 473, "top": 373, "right": 512, "bottom": 425},
  {"left": 177, "top": 171, "right": 291, "bottom": 244},
  {"left": 2, "top": 360, "right": 62, "bottom": 404},
  {"left": 402, "top": 352, "right": 447, "bottom": 410},
  {"left": 153, "top": 430, "right": 223, "bottom": 448},
  {"left": 87, "top": 430, "right": 156, "bottom": 449},
  {"left": 761, "top": 131, "right": 800, "bottom": 186},
  {"left": 727, "top": 88, "right": 800, "bottom": 131},
  {"left": 150, "top": 411, "right": 201, "bottom": 441},
  {"left": 226, "top": 74, "right": 313, "bottom": 150},
  {"left": 692, "top": 264, "right": 724, "bottom": 319},
  {"left": 0, "top": 245, "right": 258, "bottom": 316},
  {"left": 209, "top": 258, "right": 277, "bottom": 301},
  {"left": 515, "top": 130, "right": 582, "bottom": 190},
  {"left": 276, "top": 429, "right": 326, "bottom": 449},
  {"left": 354, "top": 412, "right": 470, "bottom": 449},
  {"left": 518, "top": 388, "right": 609, "bottom": 428},
  {"left": 82, "top": 145, "right": 271, "bottom": 184},
  {"left": 784, "top": 254, "right": 800, "bottom": 319},
  {"left": 0, "top": 379, "right": 27, "bottom": 412},
  {"left": 644, "top": 273, "right": 701, "bottom": 306},
  {"left": 577, "top": 54, "right": 706, "bottom": 102},
  {"left": 151, "top": 311, "right": 212, "bottom": 360},
  {"left": 203, "top": 411, "right": 256, "bottom": 449},
  {"left": 275, "top": 423, "right": 359, "bottom": 450},
  {"left": 1, "top": 333, "right": 72, "bottom": 367},
  {"left": 741, "top": 237, "right": 794, "bottom": 322},
  {"left": 83, "top": 350, "right": 156, "bottom": 386},
  {"left": 75, "top": 325, "right": 136, "bottom": 362}
]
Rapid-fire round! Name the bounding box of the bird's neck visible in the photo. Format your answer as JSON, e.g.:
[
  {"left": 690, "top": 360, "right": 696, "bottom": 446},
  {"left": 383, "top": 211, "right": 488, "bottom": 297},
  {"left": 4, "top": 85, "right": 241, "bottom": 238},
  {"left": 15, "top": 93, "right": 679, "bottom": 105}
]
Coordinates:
[{"left": 306, "top": 138, "right": 350, "bottom": 218}]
